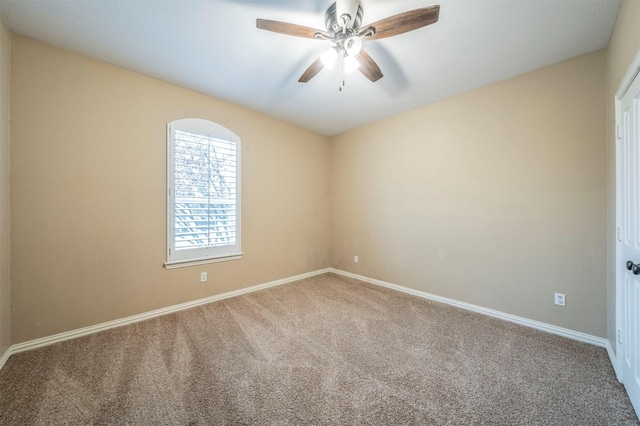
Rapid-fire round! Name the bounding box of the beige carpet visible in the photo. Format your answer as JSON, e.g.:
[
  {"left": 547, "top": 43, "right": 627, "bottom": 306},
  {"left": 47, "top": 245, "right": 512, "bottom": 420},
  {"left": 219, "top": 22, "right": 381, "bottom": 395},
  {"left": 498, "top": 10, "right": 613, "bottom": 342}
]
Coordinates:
[{"left": 0, "top": 273, "right": 637, "bottom": 425}]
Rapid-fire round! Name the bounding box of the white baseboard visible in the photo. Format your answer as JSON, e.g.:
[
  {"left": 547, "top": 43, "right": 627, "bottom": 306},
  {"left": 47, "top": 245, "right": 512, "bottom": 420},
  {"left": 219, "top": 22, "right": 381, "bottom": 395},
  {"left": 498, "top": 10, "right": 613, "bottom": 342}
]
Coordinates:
[
  {"left": 0, "top": 268, "right": 332, "bottom": 369},
  {"left": 606, "top": 339, "right": 621, "bottom": 381},
  {"left": 0, "top": 267, "right": 614, "bottom": 373},
  {"left": 330, "top": 268, "right": 609, "bottom": 349},
  {"left": 0, "top": 345, "right": 10, "bottom": 371}
]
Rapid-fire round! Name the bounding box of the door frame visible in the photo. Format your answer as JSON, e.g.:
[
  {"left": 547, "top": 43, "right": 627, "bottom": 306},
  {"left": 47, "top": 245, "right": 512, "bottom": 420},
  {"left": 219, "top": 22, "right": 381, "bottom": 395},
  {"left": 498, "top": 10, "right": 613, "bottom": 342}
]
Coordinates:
[{"left": 615, "top": 48, "right": 640, "bottom": 380}]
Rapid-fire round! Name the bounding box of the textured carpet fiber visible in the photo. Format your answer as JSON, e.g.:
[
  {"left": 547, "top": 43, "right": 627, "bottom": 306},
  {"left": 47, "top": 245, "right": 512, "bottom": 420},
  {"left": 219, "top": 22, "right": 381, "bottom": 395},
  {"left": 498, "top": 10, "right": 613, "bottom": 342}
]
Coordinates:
[{"left": 0, "top": 273, "right": 637, "bottom": 425}]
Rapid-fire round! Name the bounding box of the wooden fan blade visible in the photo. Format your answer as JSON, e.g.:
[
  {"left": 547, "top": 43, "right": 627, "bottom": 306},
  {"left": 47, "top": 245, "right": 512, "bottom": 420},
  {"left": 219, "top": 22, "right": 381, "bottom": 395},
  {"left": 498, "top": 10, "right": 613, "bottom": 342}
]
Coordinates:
[
  {"left": 256, "top": 19, "right": 324, "bottom": 39},
  {"left": 356, "top": 49, "right": 383, "bottom": 82},
  {"left": 363, "top": 5, "right": 440, "bottom": 40},
  {"left": 299, "top": 57, "right": 325, "bottom": 82}
]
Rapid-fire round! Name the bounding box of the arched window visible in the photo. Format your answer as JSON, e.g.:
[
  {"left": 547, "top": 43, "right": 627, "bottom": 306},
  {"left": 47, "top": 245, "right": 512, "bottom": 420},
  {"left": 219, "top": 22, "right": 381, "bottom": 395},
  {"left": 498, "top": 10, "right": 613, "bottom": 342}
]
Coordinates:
[{"left": 165, "top": 118, "right": 241, "bottom": 268}]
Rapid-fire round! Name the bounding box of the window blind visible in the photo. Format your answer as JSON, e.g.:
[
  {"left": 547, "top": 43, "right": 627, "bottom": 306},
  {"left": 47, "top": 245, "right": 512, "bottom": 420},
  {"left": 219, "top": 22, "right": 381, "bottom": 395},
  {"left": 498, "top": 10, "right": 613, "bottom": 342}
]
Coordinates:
[{"left": 173, "top": 130, "right": 237, "bottom": 251}]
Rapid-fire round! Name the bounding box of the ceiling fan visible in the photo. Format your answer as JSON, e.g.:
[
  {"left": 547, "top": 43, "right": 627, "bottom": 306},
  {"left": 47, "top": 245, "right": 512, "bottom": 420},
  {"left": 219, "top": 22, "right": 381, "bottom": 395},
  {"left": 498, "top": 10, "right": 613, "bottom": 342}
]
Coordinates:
[{"left": 256, "top": 1, "right": 440, "bottom": 87}]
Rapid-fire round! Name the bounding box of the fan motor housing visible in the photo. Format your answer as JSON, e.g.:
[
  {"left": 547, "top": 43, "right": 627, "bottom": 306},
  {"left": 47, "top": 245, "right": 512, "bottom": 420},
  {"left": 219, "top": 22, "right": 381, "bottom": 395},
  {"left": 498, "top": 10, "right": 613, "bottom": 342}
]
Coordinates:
[{"left": 325, "top": 2, "right": 363, "bottom": 35}]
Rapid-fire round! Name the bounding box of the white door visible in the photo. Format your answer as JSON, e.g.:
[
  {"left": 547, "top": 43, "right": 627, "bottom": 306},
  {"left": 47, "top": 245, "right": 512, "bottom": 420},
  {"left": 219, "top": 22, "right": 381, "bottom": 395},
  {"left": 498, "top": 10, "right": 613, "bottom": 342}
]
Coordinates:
[{"left": 617, "top": 61, "right": 640, "bottom": 417}]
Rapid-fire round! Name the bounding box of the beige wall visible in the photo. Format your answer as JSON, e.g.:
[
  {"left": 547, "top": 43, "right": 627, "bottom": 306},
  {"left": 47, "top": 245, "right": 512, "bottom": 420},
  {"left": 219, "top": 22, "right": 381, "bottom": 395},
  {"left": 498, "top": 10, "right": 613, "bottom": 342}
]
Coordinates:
[
  {"left": 0, "top": 18, "right": 10, "bottom": 356},
  {"left": 10, "top": 35, "right": 331, "bottom": 343},
  {"left": 606, "top": 0, "right": 640, "bottom": 352},
  {"left": 332, "top": 50, "right": 607, "bottom": 336}
]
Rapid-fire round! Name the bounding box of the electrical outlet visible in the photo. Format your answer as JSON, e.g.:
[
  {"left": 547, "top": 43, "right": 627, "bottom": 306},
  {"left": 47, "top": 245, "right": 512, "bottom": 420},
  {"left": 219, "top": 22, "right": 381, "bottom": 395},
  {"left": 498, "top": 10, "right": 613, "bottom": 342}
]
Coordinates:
[
  {"left": 354, "top": 256, "right": 359, "bottom": 263},
  {"left": 200, "top": 272, "right": 207, "bottom": 282},
  {"left": 555, "top": 293, "right": 566, "bottom": 306}
]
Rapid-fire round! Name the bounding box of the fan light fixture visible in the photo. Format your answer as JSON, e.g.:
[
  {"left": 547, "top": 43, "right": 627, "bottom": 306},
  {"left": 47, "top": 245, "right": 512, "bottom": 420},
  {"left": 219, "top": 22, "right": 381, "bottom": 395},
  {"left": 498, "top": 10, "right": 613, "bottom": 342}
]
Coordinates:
[
  {"left": 321, "top": 47, "right": 338, "bottom": 69},
  {"left": 320, "top": 45, "right": 360, "bottom": 74},
  {"left": 344, "top": 36, "right": 362, "bottom": 57},
  {"left": 320, "top": 32, "right": 362, "bottom": 77},
  {"left": 344, "top": 55, "right": 359, "bottom": 73}
]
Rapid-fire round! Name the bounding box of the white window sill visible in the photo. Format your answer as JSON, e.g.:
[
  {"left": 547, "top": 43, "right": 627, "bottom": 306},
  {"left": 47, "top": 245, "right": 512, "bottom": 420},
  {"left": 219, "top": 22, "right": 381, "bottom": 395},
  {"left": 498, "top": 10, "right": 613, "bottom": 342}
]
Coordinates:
[{"left": 164, "top": 253, "right": 243, "bottom": 270}]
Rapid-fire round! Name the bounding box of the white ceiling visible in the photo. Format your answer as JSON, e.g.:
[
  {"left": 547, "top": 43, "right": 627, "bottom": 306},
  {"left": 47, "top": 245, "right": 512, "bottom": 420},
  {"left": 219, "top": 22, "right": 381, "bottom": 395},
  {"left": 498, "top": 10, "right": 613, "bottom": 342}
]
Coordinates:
[{"left": 0, "top": 0, "right": 621, "bottom": 136}]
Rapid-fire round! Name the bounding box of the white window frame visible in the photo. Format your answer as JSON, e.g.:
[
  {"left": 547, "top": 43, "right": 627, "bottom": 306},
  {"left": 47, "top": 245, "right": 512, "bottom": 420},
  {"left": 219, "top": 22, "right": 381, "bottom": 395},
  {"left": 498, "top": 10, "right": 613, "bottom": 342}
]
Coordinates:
[{"left": 164, "top": 118, "right": 242, "bottom": 269}]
